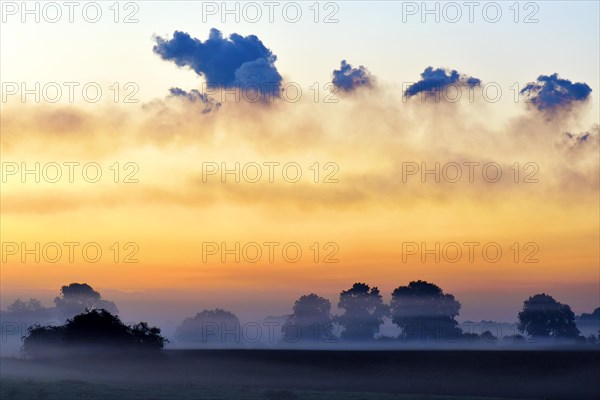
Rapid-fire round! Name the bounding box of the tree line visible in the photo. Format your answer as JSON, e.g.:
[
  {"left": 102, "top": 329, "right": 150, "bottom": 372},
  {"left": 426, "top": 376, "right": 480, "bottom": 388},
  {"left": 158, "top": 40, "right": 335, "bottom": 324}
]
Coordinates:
[{"left": 1, "top": 281, "right": 598, "bottom": 357}]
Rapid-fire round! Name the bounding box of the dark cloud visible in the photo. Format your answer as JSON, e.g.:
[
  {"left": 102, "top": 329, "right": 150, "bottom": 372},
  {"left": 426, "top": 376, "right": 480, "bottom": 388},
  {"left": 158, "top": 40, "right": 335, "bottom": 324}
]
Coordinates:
[
  {"left": 564, "top": 131, "right": 591, "bottom": 145},
  {"left": 332, "top": 60, "right": 373, "bottom": 92},
  {"left": 168, "top": 87, "right": 221, "bottom": 113},
  {"left": 562, "top": 125, "right": 599, "bottom": 150},
  {"left": 520, "top": 74, "right": 592, "bottom": 113},
  {"left": 154, "top": 28, "right": 282, "bottom": 98},
  {"left": 405, "top": 67, "right": 481, "bottom": 97}
]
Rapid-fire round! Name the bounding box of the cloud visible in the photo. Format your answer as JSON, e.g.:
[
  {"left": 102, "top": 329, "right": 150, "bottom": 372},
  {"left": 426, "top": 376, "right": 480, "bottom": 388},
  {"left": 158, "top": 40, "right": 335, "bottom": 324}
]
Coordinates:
[
  {"left": 153, "top": 28, "right": 282, "bottom": 98},
  {"left": 168, "top": 88, "right": 221, "bottom": 113},
  {"left": 2, "top": 80, "right": 598, "bottom": 215},
  {"left": 405, "top": 67, "right": 481, "bottom": 98},
  {"left": 332, "top": 60, "right": 373, "bottom": 92},
  {"left": 520, "top": 74, "right": 592, "bottom": 113},
  {"left": 561, "top": 125, "right": 599, "bottom": 150},
  {"left": 563, "top": 131, "right": 591, "bottom": 146}
]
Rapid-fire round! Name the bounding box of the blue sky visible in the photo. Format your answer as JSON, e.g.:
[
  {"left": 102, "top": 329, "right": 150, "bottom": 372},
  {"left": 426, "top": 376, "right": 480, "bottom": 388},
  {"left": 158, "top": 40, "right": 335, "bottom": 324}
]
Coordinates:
[{"left": 2, "top": 1, "right": 598, "bottom": 123}]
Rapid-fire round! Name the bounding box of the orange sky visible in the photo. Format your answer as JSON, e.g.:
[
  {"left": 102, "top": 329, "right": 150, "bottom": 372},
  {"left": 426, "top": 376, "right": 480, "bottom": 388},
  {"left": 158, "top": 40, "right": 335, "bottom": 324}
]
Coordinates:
[{"left": 1, "top": 92, "right": 599, "bottom": 322}]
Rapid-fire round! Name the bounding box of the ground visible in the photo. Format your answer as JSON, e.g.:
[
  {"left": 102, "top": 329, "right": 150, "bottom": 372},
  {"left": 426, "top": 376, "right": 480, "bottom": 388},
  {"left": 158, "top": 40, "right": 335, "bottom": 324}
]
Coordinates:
[{"left": 1, "top": 350, "right": 599, "bottom": 399}]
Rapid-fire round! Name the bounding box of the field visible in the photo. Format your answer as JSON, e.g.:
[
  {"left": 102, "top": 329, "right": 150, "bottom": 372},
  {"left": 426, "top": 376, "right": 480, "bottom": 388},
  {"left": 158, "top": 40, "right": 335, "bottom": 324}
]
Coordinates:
[
  {"left": 1, "top": 350, "right": 599, "bottom": 400},
  {"left": 0, "top": 379, "right": 522, "bottom": 400}
]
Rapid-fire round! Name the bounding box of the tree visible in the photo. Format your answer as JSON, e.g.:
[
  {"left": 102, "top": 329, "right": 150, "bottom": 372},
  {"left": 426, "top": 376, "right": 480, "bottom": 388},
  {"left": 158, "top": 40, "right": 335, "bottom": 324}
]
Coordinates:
[
  {"left": 578, "top": 307, "right": 600, "bottom": 320},
  {"left": 283, "top": 294, "right": 334, "bottom": 342},
  {"left": 518, "top": 293, "right": 581, "bottom": 339},
  {"left": 3, "top": 298, "right": 51, "bottom": 321},
  {"left": 576, "top": 307, "right": 600, "bottom": 337},
  {"left": 390, "top": 280, "right": 462, "bottom": 341},
  {"left": 337, "top": 283, "right": 389, "bottom": 340},
  {"left": 502, "top": 333, "right": 526, "bottom": 344},
  {"left": 7, "top": 299, "right": 45, "bottom": 314},
  {"left": 480, "top": 330, "right": 498, "bottom": 343},
  {"left": 54, "top": 283, "right": 118, "bottom": 319},
  {"left": 22, "top": 309, "right": 167, "bottom": 357},
  {"left": 0, "top": 298, "right": 53, "bottom": 356},
  {"left": 175, "top": 309, "right": 240, "bottom": 344},
  {"left": 22, "top": 324, "right": 65, "bottom": 357},
  {"left": 128, "top": 322, "right": 167, "bottom": 350}
]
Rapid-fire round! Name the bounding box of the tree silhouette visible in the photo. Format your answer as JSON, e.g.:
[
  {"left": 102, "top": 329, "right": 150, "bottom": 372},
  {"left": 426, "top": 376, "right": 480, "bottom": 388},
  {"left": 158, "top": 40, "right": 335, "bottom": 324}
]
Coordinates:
[
  {"left": 7, "top": 299, "right": 45, "bottom": 314},
  {"left": 23, "top": 309, "right": 167, "bottom": 357},
  {"left": 390, "top": 280, "right": 462, "bottom": 341},
  {"left": 63, "top": 309, "right": 131, "bottom": 346},
  {"left": 283, "top": 294, "right": 334, "bottom": 342},
  {"left": 576, "top": 307, "right": 600, "bottom": 336},
  {"left": 54, "top": 283, "right": 118, "bottom": 320},
  {"left": 175, "top": 309, "right": 240, "bottom": 344},
  {"left": 21, "top": 324, "right": 65, "bottom": 357},
  {"left": 337, "top": 283, "right": 389, "bottom": 340},
  {"left": 579, "top": 307, "right": 600, "bottom": 320},
  {"left": 128, "top": 322, "right": 167, "bottom": 350},
  {"left": 2, "top": 298, "right": 51, "bottom": 322},
  {"left": 480, "top": 330, "right": 498, "bottom": 343},
  {"left": 518, "top": 293, "right": 581, "bottom": 338}
]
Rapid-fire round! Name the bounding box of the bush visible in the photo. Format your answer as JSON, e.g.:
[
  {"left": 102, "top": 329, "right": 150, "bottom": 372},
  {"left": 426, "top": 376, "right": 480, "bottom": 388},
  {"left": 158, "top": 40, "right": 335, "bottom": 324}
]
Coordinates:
[{"left": 22, "top": 309, "right": 167, "bottom": 357}]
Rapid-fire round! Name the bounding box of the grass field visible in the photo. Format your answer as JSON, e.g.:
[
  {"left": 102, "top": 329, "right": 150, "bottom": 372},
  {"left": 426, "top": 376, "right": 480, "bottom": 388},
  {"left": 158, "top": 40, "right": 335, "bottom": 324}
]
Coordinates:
[
  {"left": 0, "top": 378, "right": 522, "bottom": 400},
  {"left": 1, "top": 350, "right": 599, "bottom": 400}
]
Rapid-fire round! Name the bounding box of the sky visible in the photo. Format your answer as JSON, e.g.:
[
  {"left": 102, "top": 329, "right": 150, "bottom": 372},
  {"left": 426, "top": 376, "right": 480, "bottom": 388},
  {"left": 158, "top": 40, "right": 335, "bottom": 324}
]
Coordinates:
[{"left": 1, "top": 1, "right": 599, "bottom": 326}]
